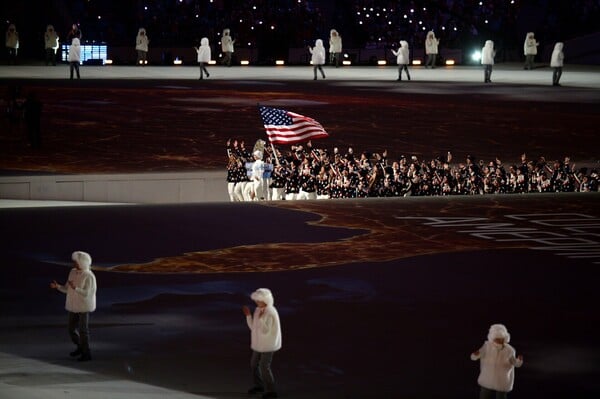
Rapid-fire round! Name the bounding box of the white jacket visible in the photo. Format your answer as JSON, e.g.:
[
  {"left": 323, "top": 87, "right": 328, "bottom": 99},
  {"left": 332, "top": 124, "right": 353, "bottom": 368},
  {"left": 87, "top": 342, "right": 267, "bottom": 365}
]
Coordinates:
[
  {"left": 68, "top": 38, "right": 81, "bottom": 63},
  {"left": 5, "top": 24, "right": 19, "bottom": 49},
  {"left": 392, "top": 41, "right": 410, "bottom": 65},
  {"left": 471, "top": 340, "right": 523, "bottom": 392},
  {"left": 196, "top": 37, "right": 211, "bottom": 63},
  {"left": 481, "top": 40, "right": 495, "bottom": 65},
  {"left": 221, "top": 29, "right": 234, "bottom": 52},
  {"left": 310, "top": 39, "right": 326, "bottom": 65},
  {"left": 329, "top": 29, "right": 342, "bottom": 53},
  {"left": 523, "top": 32, "right": 538, "bottom": 55},
  {"left": 550, "top": 42, "right": 564, "bottom": 67},
  {"left": 136, "top": 28, "right": 149, "bottom": 52},
  {"left": 246, "top": 288, "right": 282, "bottom": 353},
  {"left": 425, "top": 31, "right": 439, "bottom": 55},
  {"left": 44, "top": 25, "right": 59, "bottom": 50},
  {"left": 58, "top": 251, "right": 97, "bottom": 313}
]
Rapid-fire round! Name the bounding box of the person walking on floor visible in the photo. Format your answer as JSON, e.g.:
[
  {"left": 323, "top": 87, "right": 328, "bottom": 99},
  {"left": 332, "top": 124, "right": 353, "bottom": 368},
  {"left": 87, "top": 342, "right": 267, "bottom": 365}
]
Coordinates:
[
  {"left": 50, "top": 251, "right": 97, "bottom": 362},
  {"left": 481, "top": 40, "right": 495, "bottom": 83},
  {"left": 309, "top": 39, "right": 326, "bottom": 80},
  {"left": 471, "top": 324, "right": 524, "bottom": 399},
  {"left": 392, "top": 40, "right": 411, "bottom": 81},
  {"left": 550, "top": 42, "right": 564, "bottom": 86},
  {"left": 195, "top": 37, "right": 211, "bottom": 79},
  {"left": 243, "top": 288, "right": 282, "bottom": 399}
]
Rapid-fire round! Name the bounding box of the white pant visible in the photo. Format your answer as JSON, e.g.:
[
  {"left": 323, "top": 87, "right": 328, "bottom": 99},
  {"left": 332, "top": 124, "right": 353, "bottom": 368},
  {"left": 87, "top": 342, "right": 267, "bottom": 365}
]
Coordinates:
[
  {"left": 271, "top": 187, "right": 285, "bottom": 201},
  {"left": 298, "top": 190, "right": 317, "bottom": 200}
]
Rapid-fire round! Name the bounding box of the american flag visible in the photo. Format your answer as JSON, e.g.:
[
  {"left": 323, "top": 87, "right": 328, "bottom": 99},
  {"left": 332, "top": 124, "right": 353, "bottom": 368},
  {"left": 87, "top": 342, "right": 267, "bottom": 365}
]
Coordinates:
[{"left": 259, "top": 105, "right": 329, "bottom": 144}]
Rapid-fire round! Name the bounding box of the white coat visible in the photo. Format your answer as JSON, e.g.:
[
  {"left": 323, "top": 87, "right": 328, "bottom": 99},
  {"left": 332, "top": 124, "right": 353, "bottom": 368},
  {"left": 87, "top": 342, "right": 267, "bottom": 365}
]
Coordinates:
[
  {"left": 5, "top": 24, "right": 19, "bottom": 49},
  {"left": 481, "top": 40, "right": 495, "bottom": 65},
  {"left": 392, "top": 41, "right": 410, "bottom": 65},
  {"left": 68, "top": 38, "right": 81, "bottom": 63},
  {"left": 45, "top": 25, "right": 59, "bottom": 50},
  {"left": 57, "top": 251, "right": 97, "bottom": 313},
  {"left": 523, "top": 32, "right": 538, "bottom": 55},
  {"left": 329, "top": 29, "right": 342, "bottom": 53},
  {"left": 550, "top": 42, "right": 564, "bottom": 67},
  {"left": 471, "top": 341, "right": 522, "bottom": 392},
  {"left": 136, "top": 28, "right": 149, "bottom": 52},
  {"left": 196, "top": 37, "right": 211, "bottom": 63},
  {"left": 425, "top": 31, "right": 439, "bottom": 55},
  {"left": 310, "top": 39, "right": 326, "bottom": 65},
  {"left": 246, "top": 289, "right": 282, "bottom": 353},
  {"left": 221, "top": 29, "right": 234, "bottom": 53}
]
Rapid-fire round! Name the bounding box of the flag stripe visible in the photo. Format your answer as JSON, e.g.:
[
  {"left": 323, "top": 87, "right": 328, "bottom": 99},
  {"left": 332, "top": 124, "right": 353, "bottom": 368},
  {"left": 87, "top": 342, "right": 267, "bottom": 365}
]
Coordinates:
[{"left": 258, "top": 105, "right": 329, "bottom": 145}]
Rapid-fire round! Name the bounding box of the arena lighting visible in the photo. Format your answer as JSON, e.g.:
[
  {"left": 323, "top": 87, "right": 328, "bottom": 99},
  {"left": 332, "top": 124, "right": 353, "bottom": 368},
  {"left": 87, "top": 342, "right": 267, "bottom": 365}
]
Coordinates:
[
  {"left": 138, "top": 60, "right": 148, "bottom": 65},
  {"left": 377, "top": 60, "right": 387, "bottom": 65},
  {"left": 105, "top": 59, "right": 113, "bottom": 65},
  {"left": 412, "top": 59, "right": 422, "bottom": 65},
  {"left": 240, "top": 60, "right": 250, "bottom": 65},
  {"left": 342, "top": 60, "right": 351, "bottom": 65},
  {"left": 208, "top": 60, "right": 217, "bottom": 65},
  {"left": 471, "top": 51, "right": 482, "bottom": 62},
  {"left": 173, "top": 57, "right": 183, "bottom": 65},
  {"left": 275, "top": 60, "right": 285, "bottom": 65},
  {"left": 445, "top": 59, "right": 455, "bottom": 65}
]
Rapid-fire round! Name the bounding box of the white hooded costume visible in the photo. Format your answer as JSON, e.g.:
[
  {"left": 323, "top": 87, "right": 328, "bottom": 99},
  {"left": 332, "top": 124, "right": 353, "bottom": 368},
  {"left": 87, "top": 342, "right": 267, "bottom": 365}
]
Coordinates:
[
  {"left": 196, "top": 37, "right": 211, "bottom": 63},
  {"left": 425, "top": 31, "right": 439, "bottom": 55},
  {"left": 57, "top": 251, "right": 97, "bottom": 313},
  {"left": 136, "top": 28, "right": 149, "bottom": 53},
  {"left": 481, "top": 40, "right": 495, "bottom": 65},
  {"left": 68, "top": 38, "right": 81, "bottom": 63},
  {"left": 471, "top": 324, "right": 523, "bottom": 393},
  {"left": 246, "top": 288, "right": 282, "bottom": 353},
  {"left": 393, "top": 40, "right": 410, "bottom": 65},
  {"left": 550, "top": 42, "right": 564, "bottom": 68},
  {"left": 310, "top": 39, "right": 326, "bottom": 65},
  {"left": 523, "top": 32, "right": 538, "bottom": 56},
  {"left": 221, "top": 29, "right": 234, "bottom": 53}
]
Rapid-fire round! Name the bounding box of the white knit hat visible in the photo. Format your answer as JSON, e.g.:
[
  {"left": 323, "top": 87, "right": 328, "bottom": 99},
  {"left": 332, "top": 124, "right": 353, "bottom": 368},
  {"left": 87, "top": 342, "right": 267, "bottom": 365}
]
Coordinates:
[
  {"left": 72, "top": 251, "right": 92, "bottom": 270},
  {"left": 487, "top": 323, "right": 511, "bottom": 343}
]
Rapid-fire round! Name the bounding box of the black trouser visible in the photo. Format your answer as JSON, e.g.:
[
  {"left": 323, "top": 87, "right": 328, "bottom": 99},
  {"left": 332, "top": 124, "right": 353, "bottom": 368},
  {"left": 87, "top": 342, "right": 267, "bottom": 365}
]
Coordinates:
[
  {"left": 313, "top": 65, "right": 325, "bottom": 79},
  {"left": 426, "top": 53, "right": 437, "bottom": 68},
  {"left": 199, "top": 62, "right": 210, "bottom": 78},
  {"left": 68, "top": 312, "right": 91, "bottom": 355},
  {"left": 45, "top": 48, "right": 56, "bottom": 65},
  {"left": 69, "top": 61, "right": 80, "bottom": 79},
  {"left": 398, "top": 65, "right": 410, "bottom": 80},
  {"left": 552, "top": 67, "right": 562, "bottom": 85},
  {"left": 484, "top": 64, "right": 493, "bottom": 82}
]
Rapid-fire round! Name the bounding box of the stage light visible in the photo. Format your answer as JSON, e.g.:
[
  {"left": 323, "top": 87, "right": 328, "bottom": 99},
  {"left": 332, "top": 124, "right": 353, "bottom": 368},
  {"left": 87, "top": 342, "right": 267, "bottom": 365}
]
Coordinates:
[
  {"left": 240, "top": 60, "right": 250, "bottom": 65},
  {"left": 471, "top": 51, "right": 482, "bottom": 62},
  {"left": 275, "top": 60, "right": 285, "bottom": 65},
  {"left": 412, "top": 59, "right": 422, "bottom": 65},
  {"left": 105, "top": 59, "right": 113, "bottom": 65},
  {"left": 445, "top": 59, "right": 455, "bottom": 65},
  {"left": 377, "top": 60, "right": 387, "bottom": 65},
  {"left": 208, "top": 60, "right": 216, "bottom": 65},
  {"left": 342, "top": 60, "right": 351, "bottom": 65},
  {"left": 173, "top": 57, "right": 183, "bottom": 65}
]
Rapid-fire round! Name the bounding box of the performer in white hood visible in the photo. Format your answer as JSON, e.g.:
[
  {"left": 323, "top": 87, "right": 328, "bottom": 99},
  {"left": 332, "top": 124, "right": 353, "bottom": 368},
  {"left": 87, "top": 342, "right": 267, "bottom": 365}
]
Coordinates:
[
  {"left": 44, "top": 25, "right": 59, "bottom": 66},
  {"left": 243, "top": 288, "right": 282, "bottom": 399},
  {"left": 194, "top": 37, "right": 211, "bottom": 79},
  {"left": 471, "top": 324, "right": 523, "bottom": 399},
  {"left": 329, "top": 29, "right": 342, "bottom": 67},
  {"left": 523, "top": 32, "right": 539, "bottom": 70},
  {"left": 50, "top": 251, "right": 97, "bottom": 361},
  {"left": 221, "top": 28, "right": 235, "bottom": 66},
  {"left": 392, "top": 40, "right": 411, "bottom": 81},
  {"left": 68, "top": 38, "right": 81, "bottom": 79},
  {"left": 425, "top": 31, "right": 439, "bottom": 68},
  {"left": 550, "top": 42, "right": 564, "bottom": 86},
  {"left": 135, "top": 28, "right": 149, "bottom": 65},
  {"left": 309, "top": 39, "right": 326, "bottom": 80},
  {"left": 481, "top": 40, "right": 495, "bottom": 83},
  {"left": 5, "top": 23, "right": 19, "bottom": 65}
]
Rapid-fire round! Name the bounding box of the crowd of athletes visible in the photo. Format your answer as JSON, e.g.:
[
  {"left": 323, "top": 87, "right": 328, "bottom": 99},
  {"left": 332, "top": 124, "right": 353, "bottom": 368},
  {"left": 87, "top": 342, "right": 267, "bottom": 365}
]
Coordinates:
[{"left": 226, "top": 139, "right": 599, "bottom": 201}]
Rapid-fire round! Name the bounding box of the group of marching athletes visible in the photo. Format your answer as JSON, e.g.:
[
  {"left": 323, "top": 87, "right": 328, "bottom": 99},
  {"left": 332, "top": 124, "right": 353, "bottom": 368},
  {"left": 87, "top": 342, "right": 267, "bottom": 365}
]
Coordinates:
[{"left": 226, "top": 139, "right": 599, "bottom": 202}]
